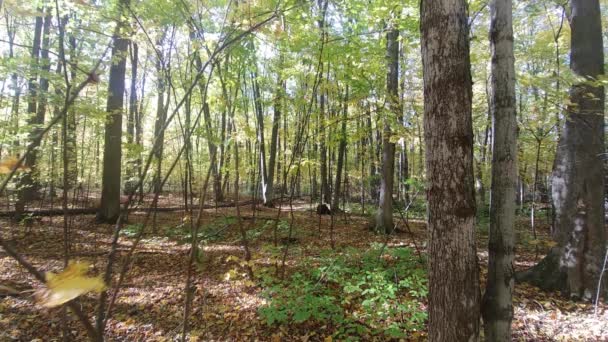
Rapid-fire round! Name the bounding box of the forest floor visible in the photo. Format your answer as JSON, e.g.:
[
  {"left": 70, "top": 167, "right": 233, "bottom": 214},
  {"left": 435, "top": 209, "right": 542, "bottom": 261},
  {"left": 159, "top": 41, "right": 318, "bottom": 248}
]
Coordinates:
[{"left": 1, "top": 197, "right": 608, "bottom": 341}]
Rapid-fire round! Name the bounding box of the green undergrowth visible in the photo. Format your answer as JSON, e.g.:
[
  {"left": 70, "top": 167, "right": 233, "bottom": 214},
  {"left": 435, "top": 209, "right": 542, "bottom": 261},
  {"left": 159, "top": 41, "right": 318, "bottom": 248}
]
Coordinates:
[
  {"left": 120, "top": 217, "right": 239, "bottom": 243},
  {"left": 258, "top": 244, "right": 428, "bottom": 340}
]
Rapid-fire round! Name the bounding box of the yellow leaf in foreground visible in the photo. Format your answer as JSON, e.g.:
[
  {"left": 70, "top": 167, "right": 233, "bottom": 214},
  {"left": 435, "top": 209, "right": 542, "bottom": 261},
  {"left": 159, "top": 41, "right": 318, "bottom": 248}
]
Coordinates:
[{"left": 39, "top": 262, "right": 105, "bottom": 307}]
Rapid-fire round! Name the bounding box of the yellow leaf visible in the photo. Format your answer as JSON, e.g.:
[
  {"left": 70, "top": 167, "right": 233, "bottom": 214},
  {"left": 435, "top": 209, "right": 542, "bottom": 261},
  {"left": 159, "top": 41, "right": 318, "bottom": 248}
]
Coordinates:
[
  {"left": 226, "top": 255, "right": 240, "bottom": 263},
  {"left": 0, "top": 156, "right": 29, "bottom": 174},
  {"left": 324, "top": 336, "right": 333, "bottom": 342},
  {"left": 38, "top": 262, "right": 105, "bottom": 307}
]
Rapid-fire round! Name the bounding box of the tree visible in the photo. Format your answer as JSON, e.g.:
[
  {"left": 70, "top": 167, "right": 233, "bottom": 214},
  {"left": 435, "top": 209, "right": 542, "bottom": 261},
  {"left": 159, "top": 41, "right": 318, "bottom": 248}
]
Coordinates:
[
  {"left": 251, "top": 70, "right": 269, "bottom": 204},
  {"left": 152, "top": 32, "right": 168, "bottom": 196},
  {"left": 15, "top": 9, "right": 46, "bottom": 215},
  {"left": 97, "top": 0, "right": 129, "bottom": 223},
  {"left": 375, "top": 21, "right": 398, "bottom": 234},
  {"left": 267, "top": 70, "right": 283, "bottom": 206},
  {"left": 518, "top": 0, "right": 605, "bottom": 300},
  {"left": 482, "top": 0, "right": 517, "bottom": 339},
  {"left": 317, "top": 0, "right": 331, "bottom": 205},
  {"left": 420, "top": 0, "right": 480, "bottom": 340},
  {"left": 332, "top": 86, "right": 348, "bottom": 211}
]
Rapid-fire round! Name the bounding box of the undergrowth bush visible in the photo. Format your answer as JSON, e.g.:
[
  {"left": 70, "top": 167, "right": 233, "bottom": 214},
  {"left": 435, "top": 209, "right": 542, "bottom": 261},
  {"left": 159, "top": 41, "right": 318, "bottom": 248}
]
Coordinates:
[
  {"left": 258, "top": 245, "right": 428, "bottom": 339},
  {"left": 165, "top": 217, "right": 236, "bottom": 243}
]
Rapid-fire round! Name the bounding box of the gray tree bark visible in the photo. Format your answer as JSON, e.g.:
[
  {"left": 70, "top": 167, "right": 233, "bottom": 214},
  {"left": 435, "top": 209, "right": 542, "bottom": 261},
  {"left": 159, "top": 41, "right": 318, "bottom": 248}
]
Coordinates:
[
  {"left": 332, "top": 86, "right": 348, "bottom": 211},
  {"left": 375, "top": 24, "right": 399, "bottom": 234},
  {"left": 518, "top": 0, "right": 606, "bottom": 301},
  {"left": 98, "top": 2, "right": 129, "bottom": 223},
  {"left": 420, "top": 0, "right": 480, "bottom": 340},
  {"left": 482, "top": 0, "right": 517, "bottom": 339}
]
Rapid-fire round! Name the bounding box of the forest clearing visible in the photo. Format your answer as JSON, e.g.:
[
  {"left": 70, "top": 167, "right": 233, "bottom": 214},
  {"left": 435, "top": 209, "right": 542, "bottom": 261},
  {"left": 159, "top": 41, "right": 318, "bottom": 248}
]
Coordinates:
[{"left": 0, "top": 0, "right": 607, "bottom": 340}]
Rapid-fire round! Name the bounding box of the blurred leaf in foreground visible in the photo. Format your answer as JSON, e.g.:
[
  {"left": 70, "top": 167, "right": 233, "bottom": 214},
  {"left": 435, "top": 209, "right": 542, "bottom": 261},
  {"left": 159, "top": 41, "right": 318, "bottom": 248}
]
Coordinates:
[{"left": 38, "top": 262, "right": 105, "bottom": 307}]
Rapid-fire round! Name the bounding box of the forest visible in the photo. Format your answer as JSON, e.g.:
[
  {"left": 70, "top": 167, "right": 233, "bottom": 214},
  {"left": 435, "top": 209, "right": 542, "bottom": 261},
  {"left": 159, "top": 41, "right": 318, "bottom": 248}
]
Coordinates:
[{"left": 0, "top": 0, "right": 606, "bottom": 340}]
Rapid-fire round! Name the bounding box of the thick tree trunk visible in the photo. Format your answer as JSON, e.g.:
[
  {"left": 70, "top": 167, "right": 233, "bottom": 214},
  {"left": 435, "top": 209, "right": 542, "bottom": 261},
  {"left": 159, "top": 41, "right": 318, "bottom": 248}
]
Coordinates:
[
  {"left": 420, "top": 0, "right": 481, "bottom": 340},
  {"left": 97, "top": 5, "right": 129, "bottom": 223},
  {"left": 376, "top": 25, "right": 399, "bottom": 234},
  {"left": 519, "top": 0, "right": 605, "bottom": 301},
  {"left": 482, "top": 0, "right": 517, "bottom": 339}
]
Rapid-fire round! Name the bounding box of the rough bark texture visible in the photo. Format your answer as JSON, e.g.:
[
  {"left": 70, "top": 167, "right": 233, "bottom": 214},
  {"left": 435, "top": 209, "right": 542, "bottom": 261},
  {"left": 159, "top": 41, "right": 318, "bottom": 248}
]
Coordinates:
[
  {"left": 482, "top": 0, "right": 517, "bottom": 340},
  {"left": 376, "top": 26, "right": 398, "bottom": 234},
  {"left": 519, "top": 0, "right": 605, "bottom": 301},
  {"left": 420, "top": 0, "right": 480, "bottom": 340},
  {"left": 98, "top": 9, "right": 129, "bottom": 223}
]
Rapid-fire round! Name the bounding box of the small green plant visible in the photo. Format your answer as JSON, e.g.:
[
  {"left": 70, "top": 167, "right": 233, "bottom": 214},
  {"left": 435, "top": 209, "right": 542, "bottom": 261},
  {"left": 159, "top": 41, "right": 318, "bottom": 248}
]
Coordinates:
[
  {"left": 166, "top": 217, "right": 236, "bottom": 244},
  {"left": 120, "top": 224, "right": 143, "bottom": 237},
  {"left": 247, "top": 219, "right": 291, "bottom": 241},
  {"left": 258, "top": 245, "right": 428, "bottom": 339}
]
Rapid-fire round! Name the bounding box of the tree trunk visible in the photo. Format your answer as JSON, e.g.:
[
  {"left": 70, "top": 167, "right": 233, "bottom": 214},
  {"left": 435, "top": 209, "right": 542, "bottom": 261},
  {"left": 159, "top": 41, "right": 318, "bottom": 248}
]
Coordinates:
[
  {"left": 518, "top": 0, "right": 605, "bottom": 301},
  {"left": 476, "top": 79, "right": 492, "bottom": 209},
  {"left": 252, "top": 71, "right": 268, "bottom": 204},
  {"left": 125, "top": 41, "right": 139, "bottom": 195},
  {"left": 366, "top": 105, "right": 378, "bottom": 202},
  {"left": 7, "top": 15, "right": 21, "bottom": 155},
  {"left": 65, "top": 30, "right": 78, "bottom": 189},
  {"left": 376, "top": 25, "right": 398, "bottom": 234},
  {"left": 16, "top": 10, "right": 45, "bottom": 214},
  {"left": 97, "top": 3, "right": 129, "bottom": 223},
  {"left": 421, "top": 0, "right": 481, "bottom": 340},
  {"left": 317, "top": 0, "right": 330, "bottom": 205},
  {"left": 482, "top": 0, "right": 517, "bottom": 339},
  {"left": 152, "top": 37, "right": 168, "bottom": 196},
  {"left": 319, "top": 87, "right": 330, "bottom": 204},
  {"left": 267, "top": 72, "right": 283, "bottom": 206},
  {"left": 202, "top": 101, "right": 222, "bottom": 202},
  {"left": 332, "top": 86, "right": 348, "bottom": 211}
]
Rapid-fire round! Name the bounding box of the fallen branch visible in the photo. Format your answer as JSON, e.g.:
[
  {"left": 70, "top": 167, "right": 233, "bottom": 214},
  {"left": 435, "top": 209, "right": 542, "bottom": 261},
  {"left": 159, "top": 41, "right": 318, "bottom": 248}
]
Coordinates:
[{"left": 0, "top": 200, "right": 260, "bottom": 218}]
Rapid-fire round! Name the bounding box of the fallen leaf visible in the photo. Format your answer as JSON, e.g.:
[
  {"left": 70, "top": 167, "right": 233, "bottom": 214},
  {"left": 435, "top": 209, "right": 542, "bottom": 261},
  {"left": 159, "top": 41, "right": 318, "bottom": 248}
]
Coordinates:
[
  {"left": 38, "top": 262, "right": 105, "bottom": 307},
  {"left": 0, "top": 156, "right": 29, "bottom": 174}
]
